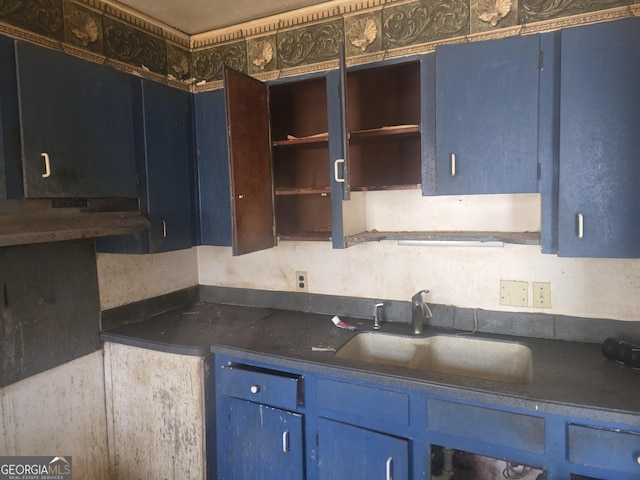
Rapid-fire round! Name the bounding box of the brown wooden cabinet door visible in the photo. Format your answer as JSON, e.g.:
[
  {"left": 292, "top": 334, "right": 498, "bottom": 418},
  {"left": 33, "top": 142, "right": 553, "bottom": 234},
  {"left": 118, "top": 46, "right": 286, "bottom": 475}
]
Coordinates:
[{"left": 224, "top": 67, "right": 275, "bottom": 256}]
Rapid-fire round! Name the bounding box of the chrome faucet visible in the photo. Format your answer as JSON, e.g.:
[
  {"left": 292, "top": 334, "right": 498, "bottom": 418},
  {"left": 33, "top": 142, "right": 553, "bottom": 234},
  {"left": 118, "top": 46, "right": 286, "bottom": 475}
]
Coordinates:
[
  {"left": 411, "top": 290, "right": 432, "bottom": 335},
  {"left": 373, "top": 302, "right": 384, "bottom": 330}
]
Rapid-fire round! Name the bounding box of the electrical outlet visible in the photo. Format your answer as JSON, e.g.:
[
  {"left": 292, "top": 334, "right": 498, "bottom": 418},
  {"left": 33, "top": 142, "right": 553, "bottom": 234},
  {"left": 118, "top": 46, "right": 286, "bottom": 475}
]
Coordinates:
[
  {"left": 500, "top": 280, "right": 528, "bottom": 307},
  {"left": 295, "top": 271, "right": 308, "bottom": 292},
  {"left": 533, "top": 282, "right": 551, "bottom": 308}
]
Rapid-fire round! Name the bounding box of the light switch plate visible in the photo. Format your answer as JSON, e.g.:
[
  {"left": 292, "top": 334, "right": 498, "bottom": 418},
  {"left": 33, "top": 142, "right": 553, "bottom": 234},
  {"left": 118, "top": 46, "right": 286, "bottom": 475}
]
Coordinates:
[{"left": 500, "top": 280, "right": 528, "bottom": 307}]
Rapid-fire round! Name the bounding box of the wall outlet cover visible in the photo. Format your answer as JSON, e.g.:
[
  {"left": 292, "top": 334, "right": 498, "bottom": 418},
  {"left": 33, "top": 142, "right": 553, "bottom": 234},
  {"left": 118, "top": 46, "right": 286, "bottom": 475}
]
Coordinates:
[
  {"left": 533, "top": 282, "right": 551, "bottom": 308},
  {"left": 295, "top": 271, "right": 308, "bottom": 292}
]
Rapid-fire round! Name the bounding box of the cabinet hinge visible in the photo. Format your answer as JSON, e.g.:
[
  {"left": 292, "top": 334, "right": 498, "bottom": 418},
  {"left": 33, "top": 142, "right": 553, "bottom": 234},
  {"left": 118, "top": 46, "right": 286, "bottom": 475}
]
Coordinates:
[
  {"left": 315, "top": 430, "right": 319, "bottom": 446},
  {"left": 537, "top": 163, "right": 542, "bottom": 180},
  {"left": 538, "top": 51, "right": 544, "bottom": 70}
]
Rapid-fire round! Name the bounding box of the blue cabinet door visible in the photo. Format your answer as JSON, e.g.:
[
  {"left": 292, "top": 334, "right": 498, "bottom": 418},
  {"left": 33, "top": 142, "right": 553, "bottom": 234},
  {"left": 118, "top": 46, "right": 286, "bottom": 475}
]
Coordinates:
[
  {"left": 0, "top": 35, "right": 21, "bottom": 199},
  {"left": 435, "top": 35, "right": 540, "bottom": 195},
  {"left": 140, "top": 80, "right": 193, "bottom": 252},
  {"left": 193, "top": 89, "right": 232, "bottom": 247},
  {"left": 96, "top": 80, "right": 192, "bottom": 253},
  {"left": 16, "top": 41, "right": 137, "bottom": 198},
  {"left": 317, "top": 417, "right": 409, "bottom": 480},
  {"left": 558, "top": 18, "right": 640, "bottom": 258},
  {"left": 218, "top": 397, "right": 304, "bottom": 480}
]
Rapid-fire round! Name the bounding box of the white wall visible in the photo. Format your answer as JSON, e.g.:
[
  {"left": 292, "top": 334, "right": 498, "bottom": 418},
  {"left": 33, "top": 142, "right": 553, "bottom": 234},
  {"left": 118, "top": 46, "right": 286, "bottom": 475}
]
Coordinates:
[
  {"left": 197, "top": 191, "right": 640, "bottom": 322},
  {"left": 96, "top": 248, "right": 199, "bottom": 310},
  {"left": 92, "top": 191, "right": 640, "bottom": 322}
]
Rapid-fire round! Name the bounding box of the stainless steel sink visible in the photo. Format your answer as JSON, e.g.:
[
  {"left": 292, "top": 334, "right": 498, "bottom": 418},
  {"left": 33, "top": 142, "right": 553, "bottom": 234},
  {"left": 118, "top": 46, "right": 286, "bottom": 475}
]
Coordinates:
[{"left": 335, "top": 332, "right": 533, "bottom": 384}]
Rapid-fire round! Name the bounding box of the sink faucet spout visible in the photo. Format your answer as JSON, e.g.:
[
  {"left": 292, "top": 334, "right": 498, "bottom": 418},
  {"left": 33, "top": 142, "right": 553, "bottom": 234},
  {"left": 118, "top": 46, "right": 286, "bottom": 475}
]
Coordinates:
[
  {"left": 411, "top": 290, "right": 432, "bottom": 335},
  {"left": 373, "top": 302, "right": 384, "bottom": 330}
]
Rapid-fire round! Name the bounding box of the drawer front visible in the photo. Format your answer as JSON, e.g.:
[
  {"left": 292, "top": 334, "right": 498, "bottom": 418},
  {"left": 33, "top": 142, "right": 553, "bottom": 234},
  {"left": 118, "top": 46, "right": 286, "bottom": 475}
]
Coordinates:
[
  {"left": 218, "top": 364, "right": 302, "bottom": 411},
  {"left": 568, "top": 424, "right": 640, "bottom": 475},
  {"left": 427, "top": 399, "right": 545, "bottom": 454},
  {"left": 316, "top": 378, "right": 410, "bottom": 426}
]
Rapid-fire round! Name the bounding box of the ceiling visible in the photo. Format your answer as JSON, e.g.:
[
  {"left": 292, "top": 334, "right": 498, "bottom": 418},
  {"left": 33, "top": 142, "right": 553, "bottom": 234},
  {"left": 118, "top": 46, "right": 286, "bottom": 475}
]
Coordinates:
[{"left": 116, "top": 0, "right": 331, "bottom": 35}]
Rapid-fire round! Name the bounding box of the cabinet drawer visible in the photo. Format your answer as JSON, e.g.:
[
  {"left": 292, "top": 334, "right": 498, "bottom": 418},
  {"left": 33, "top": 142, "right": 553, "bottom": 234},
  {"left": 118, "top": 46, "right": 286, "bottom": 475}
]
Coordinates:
[
  {"left": 427, "top": 399, "right": 545, "bottom": 454},
  {"left": 568, "top": 424, "right": 640, "bottom": 474},
  {"left": 316, "top": 378, "right": 410, "bottom": 426},
  {"left": 217, "top": 363, "right": 303, "bottom": 410}
]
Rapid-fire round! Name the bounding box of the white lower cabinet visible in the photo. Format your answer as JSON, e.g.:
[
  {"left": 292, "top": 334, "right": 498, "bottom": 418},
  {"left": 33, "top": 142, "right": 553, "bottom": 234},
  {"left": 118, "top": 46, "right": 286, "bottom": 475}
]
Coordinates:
[{"left": 103, "top": 342, "right": 207, "bottom": 479}]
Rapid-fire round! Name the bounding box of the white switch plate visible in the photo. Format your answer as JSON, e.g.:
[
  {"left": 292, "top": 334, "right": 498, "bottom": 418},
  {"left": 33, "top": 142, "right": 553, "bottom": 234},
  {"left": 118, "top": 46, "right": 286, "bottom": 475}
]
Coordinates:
[
  {"left": 500, "top": 280, "right": 528, "bottom": 307},
  {"left": 533, "top": 282, "right": 551, "bottom": 308}
]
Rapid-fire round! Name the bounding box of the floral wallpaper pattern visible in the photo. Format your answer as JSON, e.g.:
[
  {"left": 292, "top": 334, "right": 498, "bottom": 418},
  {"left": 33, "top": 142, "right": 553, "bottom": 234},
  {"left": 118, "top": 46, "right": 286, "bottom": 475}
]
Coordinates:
[{"left": 0, "top": 0, "right": 636, "bottom": 90}]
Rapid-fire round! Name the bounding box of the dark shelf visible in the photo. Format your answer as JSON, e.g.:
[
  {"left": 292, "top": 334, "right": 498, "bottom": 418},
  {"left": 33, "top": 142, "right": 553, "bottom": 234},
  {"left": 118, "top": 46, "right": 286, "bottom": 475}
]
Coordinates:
[
  {"left": 349, "top": 125, "right": 420, "bottom": 143},
  {"left": 272, "top": 133, "right": 329, "bottom": 147},
  {"left": 275, "top": 187, "right": 331, "bottom": 196}
]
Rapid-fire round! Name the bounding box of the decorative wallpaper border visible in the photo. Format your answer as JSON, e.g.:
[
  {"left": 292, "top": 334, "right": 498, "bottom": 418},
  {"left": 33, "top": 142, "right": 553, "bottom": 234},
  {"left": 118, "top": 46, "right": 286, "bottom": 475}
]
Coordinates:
[{"left": 0, "top": 0, "right": 638, "bottom": 92}]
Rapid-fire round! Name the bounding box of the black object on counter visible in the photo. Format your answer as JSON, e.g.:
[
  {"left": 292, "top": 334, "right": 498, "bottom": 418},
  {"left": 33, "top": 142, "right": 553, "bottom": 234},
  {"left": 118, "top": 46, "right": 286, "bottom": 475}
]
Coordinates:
[{"left": 602, "top": 337, "right": 640, "bottom": 368}]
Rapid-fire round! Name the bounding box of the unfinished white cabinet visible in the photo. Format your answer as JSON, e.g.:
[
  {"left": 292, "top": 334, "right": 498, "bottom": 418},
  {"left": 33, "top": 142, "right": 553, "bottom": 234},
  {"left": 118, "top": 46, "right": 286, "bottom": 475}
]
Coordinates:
[
  {"left": 103, "top": 342, "right": 207, "bottom": 479},
  {"left": 0, "top": 351, "right": 110, "bottom": 480}
]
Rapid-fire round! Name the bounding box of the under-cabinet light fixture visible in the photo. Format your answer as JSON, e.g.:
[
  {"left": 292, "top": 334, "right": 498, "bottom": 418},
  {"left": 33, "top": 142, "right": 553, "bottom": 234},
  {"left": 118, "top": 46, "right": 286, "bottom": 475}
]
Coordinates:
[{"left": 397, "top": 240, "right": 504, "bottom": 248}]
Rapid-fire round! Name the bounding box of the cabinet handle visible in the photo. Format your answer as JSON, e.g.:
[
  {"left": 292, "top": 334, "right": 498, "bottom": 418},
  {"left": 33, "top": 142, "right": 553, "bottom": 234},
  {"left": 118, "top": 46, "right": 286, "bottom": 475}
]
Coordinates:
[
  {"left": 249, "top": 385, "right": 260, "bottom": 394},
  {"left": 282, "top": 429, "right": 290, "bottom": 453},
  {"left": 334, "top": 158, "right": 345, "bottom": 183},
  {"left": 385, "top": 456, "right": 393, "bottom": 480},
  {"left": 161, "top": 220, "right": 167, "bottom": 238},
  {"left": 576, "top": 213, "right": 584, "bottom": 239},
  {"left": 450, "top": 153, "right": 456, "bottom": 177},
  {"left": 41, "top": 153, "right": 51, "bottom": 178}
]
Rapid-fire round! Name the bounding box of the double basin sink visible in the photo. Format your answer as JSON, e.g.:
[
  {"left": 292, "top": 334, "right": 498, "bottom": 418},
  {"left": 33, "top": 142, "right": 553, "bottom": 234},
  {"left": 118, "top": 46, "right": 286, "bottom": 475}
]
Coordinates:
[{"left": 335, "top": 332, "right": 533, "bottom": 384}]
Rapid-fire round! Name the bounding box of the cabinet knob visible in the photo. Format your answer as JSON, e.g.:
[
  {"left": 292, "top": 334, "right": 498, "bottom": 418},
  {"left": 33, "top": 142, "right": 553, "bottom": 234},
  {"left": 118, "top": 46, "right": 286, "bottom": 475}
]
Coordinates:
[
  {"left": 636, "top": 453, "right": 640, "bottom": 465},
  {"left": 250, "top": 385, "right": 260, "bottom": 394}
]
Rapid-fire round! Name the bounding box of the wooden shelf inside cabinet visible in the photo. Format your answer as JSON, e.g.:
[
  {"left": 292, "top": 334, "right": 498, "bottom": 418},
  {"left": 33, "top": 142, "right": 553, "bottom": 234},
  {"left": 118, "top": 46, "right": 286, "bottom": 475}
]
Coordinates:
[
  {"left": 345, "top": 231, "right": 541, "bottom": 246},
  {"left": 272, "top": 133, "right": 329, "bottom": 148},
  {"left": 278, "top": 231, "right": 332, "bottom": 242},
  {"left": 275, "top": 187, "right": 331, "bottom": 196},
  {"left": 349, "top": 125, "right": 420, "bottom": 143}
]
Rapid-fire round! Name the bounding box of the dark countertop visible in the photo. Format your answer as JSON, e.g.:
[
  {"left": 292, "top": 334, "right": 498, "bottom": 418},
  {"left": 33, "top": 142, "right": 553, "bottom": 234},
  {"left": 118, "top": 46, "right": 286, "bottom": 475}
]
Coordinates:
[{"left": 100, "top": 301, "right": 640, "bottom": 426}]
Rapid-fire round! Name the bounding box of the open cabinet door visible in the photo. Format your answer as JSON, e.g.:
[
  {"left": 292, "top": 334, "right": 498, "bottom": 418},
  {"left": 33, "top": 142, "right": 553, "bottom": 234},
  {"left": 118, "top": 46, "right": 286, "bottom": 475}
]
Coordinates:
[
  {"left": 338, "top": 43, "right": 351, "bottom": 200},
  {"left": 224, "top": 67, "right": 275, "bottom": 256}
]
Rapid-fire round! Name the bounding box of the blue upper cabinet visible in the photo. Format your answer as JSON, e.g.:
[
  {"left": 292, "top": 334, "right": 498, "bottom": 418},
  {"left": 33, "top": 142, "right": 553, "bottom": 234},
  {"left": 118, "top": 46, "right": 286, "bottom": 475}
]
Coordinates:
[
  {"left": 0, "top": 35, "right": 21, "bottom": 199},
  {"left": 96, "top": 80, "right": 193, "bottom": 254},
  {"left": 434, "top": 35, "right": 541, "bottom": 195},
  {"left": 558, "top": 18, "right": 640, "bottom": 258},
  {"left": 138, "top": 80, "right": 193, "bottom": 253},
  {"left": 193, "top": 89, "right": 232, "bottom": 247},
  {"left": 15, "top": 41, "right": 137, "bottom": 198}
]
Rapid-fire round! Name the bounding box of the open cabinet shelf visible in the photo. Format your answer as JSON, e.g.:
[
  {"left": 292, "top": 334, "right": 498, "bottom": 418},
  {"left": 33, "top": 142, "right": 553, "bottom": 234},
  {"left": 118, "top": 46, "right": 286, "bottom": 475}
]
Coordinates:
[
  {"left": 270, "top": 77, "right": 332, "bottom": 242},
  {"left": 346, "top": 61, "right": 422, "bottom": 191}
]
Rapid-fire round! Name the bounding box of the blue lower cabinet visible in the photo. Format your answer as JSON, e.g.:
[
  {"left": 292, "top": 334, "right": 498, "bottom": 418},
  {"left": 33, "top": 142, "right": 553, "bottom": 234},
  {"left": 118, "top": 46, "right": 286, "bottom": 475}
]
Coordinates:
[
  {"left": 214, "top": 354, "right": 640, "bottom": 479},
  {"left": 317, "top": 417, "right": 409, "bottom": 480},
  {"left": 217, "top": 397, "right": 304, "bottom": 480}
]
